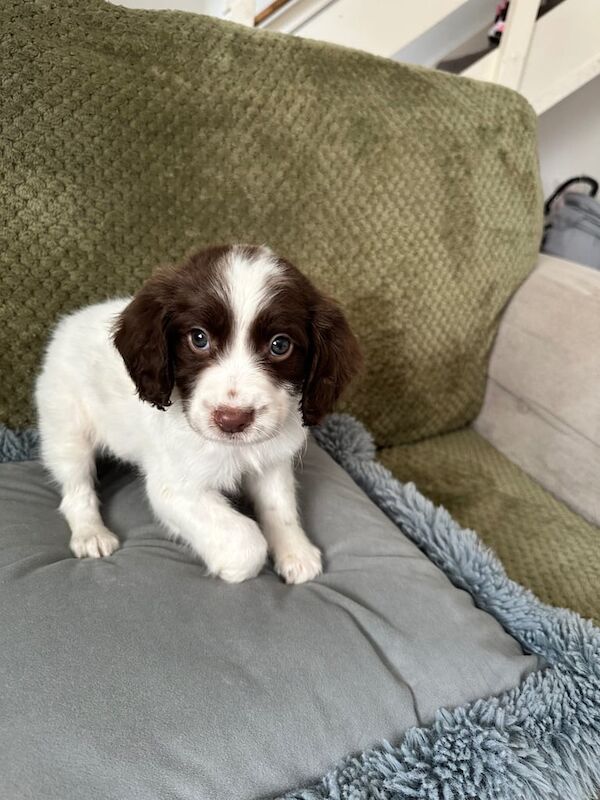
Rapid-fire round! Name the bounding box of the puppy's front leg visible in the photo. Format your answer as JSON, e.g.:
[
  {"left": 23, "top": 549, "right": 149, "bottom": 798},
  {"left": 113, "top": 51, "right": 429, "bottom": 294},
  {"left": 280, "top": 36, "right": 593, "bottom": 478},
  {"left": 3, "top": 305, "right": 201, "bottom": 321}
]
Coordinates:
[
  {"left": 147, "top": 480, "right": 267, "bottom": 583},
  {"left": 245, "top": 461, "right": 322, "bottom": 584}
]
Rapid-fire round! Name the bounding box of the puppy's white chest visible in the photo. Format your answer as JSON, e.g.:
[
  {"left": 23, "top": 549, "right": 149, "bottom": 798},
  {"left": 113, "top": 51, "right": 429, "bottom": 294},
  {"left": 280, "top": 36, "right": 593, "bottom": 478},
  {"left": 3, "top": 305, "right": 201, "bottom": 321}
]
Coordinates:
[{"left": 154, "top": 433, "right": 262, "bottom": 494}]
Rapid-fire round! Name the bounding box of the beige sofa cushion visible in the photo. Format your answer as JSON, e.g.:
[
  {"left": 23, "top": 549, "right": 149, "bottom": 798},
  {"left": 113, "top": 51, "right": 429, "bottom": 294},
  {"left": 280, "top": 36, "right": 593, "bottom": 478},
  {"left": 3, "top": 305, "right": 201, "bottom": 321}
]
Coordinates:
[{"left": 475, "top": 254, "right": 600, "bottom": 526}]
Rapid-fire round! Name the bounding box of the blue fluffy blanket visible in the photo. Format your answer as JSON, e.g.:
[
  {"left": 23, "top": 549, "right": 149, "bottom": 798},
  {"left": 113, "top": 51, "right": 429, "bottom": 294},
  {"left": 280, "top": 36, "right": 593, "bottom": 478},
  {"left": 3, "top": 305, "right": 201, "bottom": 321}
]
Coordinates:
[{"left": 280, "top": 414, "right": 600, "bottom": 800}]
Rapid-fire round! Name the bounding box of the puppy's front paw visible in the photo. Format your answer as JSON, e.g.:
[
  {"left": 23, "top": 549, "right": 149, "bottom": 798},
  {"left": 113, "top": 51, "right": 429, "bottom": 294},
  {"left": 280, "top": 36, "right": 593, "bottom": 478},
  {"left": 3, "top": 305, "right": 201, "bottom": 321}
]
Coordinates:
[
  {"left": 209, "top": 517, "right": 268, "bottom": 584},
  {"left": 70, "top": 526, "right": 120, "bottom": 559},
  {"left": 275, "top": 541, "right": 322, "bottom": 585}
]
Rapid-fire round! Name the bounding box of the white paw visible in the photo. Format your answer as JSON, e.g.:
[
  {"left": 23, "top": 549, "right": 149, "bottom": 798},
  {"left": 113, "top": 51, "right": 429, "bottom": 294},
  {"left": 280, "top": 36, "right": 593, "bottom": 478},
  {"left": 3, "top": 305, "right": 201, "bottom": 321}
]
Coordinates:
[
  {"left": 70, "top": 527, "right": 120, "bottom": 559},
  {"left": 209, "top": 517, "right": 268, "bottom": 584},
  {"left": 275, "top": 542, "right": 322, "bottom": 585}
]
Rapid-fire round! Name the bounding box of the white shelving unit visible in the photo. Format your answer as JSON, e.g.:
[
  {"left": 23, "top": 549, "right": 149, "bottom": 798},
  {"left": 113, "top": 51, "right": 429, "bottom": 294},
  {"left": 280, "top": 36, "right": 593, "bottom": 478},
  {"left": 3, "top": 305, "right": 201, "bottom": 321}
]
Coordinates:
[
  {"left": 260, "top": 0, "right": 600, "bottom": 195},
  {"left": 262, "top": 0, "right": 600, "bottom": 116},
  {"left": 464, "top": 0, "right": 600, "bottom": 114}
]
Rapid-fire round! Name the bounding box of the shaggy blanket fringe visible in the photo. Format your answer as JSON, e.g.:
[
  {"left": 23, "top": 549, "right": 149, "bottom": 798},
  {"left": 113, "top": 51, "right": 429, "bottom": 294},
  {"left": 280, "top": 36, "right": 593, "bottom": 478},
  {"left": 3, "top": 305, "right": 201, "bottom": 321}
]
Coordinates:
[
  {"left": 279, "top": 414, "right": 600, "bottom": 800},
  {"left": 0, "top": 426, "right": 39, "bottom": 463},
  {"left": 3, "top": 416, "right": 599, "bottom": 798}
]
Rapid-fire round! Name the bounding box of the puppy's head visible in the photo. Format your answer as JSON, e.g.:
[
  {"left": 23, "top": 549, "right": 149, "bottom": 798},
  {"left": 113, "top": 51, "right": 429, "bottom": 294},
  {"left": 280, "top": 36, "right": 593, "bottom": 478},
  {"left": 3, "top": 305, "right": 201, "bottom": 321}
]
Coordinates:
[{"left": 113, "top": 245, "right": 361, "bottom": 443}]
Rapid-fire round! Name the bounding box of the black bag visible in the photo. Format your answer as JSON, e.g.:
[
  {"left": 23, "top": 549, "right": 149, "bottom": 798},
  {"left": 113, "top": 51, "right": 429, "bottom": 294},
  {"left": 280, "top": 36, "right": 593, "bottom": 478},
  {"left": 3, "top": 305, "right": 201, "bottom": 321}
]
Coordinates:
[{"left": 542, "top": 176, "right": 600, "bottom": 269}]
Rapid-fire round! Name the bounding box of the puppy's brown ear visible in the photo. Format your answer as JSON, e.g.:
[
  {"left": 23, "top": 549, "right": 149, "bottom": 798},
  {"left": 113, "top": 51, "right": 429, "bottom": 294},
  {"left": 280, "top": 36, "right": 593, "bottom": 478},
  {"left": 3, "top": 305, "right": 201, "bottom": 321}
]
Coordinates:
[
  {"left": 302, "top": 296, "right": 362, "bottom": 426},
  {"left": 113, "top": 272, "right": 174, "bottom": 410}
]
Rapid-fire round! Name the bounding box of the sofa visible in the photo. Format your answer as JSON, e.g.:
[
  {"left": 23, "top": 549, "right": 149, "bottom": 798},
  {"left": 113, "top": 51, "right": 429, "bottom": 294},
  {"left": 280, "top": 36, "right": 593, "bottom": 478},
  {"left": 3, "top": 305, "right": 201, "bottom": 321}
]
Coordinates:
[{"left": 1, "top": 2, "right": 598, "bottom": 798}]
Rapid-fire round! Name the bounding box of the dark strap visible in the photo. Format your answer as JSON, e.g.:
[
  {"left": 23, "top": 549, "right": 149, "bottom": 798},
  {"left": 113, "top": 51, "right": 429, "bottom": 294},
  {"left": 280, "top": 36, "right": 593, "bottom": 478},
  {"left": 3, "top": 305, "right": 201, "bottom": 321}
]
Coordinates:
[{"left": 544, "top": 176, "right": 599, "bottom": 217}]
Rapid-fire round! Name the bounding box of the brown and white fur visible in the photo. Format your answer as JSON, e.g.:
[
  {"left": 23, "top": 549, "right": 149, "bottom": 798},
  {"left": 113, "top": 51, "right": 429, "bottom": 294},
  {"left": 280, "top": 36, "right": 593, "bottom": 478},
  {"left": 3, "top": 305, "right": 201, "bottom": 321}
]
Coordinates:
[{"left": 35, "top": 245, "right": 361, "bottom": 584}]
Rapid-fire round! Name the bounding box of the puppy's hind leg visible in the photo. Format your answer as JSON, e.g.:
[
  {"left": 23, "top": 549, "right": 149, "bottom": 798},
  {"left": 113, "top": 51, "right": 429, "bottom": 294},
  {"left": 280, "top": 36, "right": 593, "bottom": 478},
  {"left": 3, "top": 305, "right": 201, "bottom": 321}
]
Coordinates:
[{"left": 38, "top": 409, "right": 119, "bottom": 559}]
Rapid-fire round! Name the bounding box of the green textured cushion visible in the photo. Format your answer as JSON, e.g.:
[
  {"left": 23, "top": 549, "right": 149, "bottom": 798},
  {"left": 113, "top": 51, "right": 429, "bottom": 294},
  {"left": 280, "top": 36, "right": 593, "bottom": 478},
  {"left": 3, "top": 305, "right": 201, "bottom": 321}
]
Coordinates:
[
  {"left": 1, "top": 0, "right": 542, "bottom": 443},
  {"left": 379, "top": 430, "right": 600, "bottom": 624}
]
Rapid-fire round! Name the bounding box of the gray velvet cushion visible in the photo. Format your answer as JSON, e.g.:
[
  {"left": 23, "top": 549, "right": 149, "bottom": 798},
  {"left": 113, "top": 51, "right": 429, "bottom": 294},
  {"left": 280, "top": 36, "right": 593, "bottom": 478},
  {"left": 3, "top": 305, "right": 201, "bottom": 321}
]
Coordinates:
[{"left": 0, "top": 438, "right": 538, "bottom": 799}]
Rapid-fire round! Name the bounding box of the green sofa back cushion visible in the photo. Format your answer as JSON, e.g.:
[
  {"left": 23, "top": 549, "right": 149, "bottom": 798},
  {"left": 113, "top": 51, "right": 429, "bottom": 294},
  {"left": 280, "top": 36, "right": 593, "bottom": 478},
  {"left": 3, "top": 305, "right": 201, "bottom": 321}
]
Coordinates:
[{"left": 1, "top": 0, "right": 542, "bottom": 445}]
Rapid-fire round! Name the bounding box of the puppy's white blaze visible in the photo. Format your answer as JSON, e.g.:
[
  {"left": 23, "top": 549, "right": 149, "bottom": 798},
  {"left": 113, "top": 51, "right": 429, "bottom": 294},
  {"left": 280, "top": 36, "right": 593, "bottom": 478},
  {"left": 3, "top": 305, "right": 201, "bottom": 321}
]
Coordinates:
[
  {"left": 219, "top": 246, "right": 282, "bottom": 375},
  {"left": 186, "top": 246, "right": 289, "bottom": 440},
  {"left": 225, "top": 245, "right": 281, "bottom": 336}
]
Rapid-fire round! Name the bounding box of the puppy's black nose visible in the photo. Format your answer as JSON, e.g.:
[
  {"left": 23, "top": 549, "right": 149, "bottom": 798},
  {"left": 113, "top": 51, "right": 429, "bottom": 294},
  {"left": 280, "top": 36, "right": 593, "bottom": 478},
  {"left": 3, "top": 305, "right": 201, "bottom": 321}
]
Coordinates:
[{"left": 213, "top": 406, "right": 255, "bottom": 434}]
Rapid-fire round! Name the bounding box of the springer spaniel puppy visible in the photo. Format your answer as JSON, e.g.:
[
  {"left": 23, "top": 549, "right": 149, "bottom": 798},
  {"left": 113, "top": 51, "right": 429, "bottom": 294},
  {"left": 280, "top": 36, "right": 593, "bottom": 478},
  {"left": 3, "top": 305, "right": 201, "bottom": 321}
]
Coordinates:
[{"left": 35, "top": 245, "right": 361, "bottom": 584}]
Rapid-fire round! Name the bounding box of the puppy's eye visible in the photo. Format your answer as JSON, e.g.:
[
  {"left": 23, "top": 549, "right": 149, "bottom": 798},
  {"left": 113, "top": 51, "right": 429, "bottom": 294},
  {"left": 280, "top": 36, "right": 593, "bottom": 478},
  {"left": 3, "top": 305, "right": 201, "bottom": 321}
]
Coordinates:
[
  {"left": 269, "top": 334, "right": 292, "bottom": 359},
  {"left": 188, "top": 328, "right": 210, "bottom": 351}
]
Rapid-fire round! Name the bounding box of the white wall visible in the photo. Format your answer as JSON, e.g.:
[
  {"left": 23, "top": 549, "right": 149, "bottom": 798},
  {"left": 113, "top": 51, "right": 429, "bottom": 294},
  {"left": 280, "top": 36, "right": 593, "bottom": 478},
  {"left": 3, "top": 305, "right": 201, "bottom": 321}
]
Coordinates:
[
  {"left": 537, "top": 75, "right": 600, "bottom": 196},
  {"left": 392, "top": 0, "right": 491, "bottom": 69},
  {"left": 110, "top": 0, "right": 273, "bottom": 12},
  {"left": 110, "top": 0, "right": 223, "bottom": 10},
  {"left": 392, "top": 2, "right": 600, "bottom": 199},
  {"left": 108, "top": 0, "right": 267, "bottom": 23}
]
